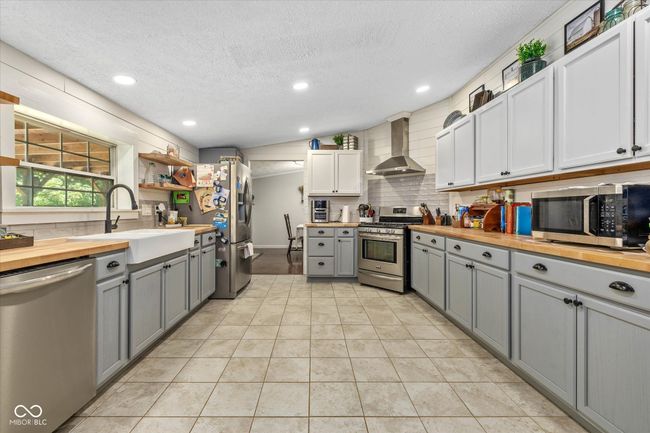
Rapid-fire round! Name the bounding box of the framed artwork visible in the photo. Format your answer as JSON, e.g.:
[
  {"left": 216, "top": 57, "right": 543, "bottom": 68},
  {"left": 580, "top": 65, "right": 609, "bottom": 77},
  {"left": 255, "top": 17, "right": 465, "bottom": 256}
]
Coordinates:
[
  {"left": 564, "top": 0, "right": 604, "bottom": 54},
  {"left": 469, "top": 84, "right": 485, "bottom": 112},
  {"left": 502, "top": 60, "right": 520, "bottom": 91}
]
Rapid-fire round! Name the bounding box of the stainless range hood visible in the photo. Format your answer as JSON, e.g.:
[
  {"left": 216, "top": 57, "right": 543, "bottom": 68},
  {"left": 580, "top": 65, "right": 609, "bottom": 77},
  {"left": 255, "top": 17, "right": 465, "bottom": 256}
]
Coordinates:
[{"left": 366, "top": 117, "right": 426, "bottom": 176}]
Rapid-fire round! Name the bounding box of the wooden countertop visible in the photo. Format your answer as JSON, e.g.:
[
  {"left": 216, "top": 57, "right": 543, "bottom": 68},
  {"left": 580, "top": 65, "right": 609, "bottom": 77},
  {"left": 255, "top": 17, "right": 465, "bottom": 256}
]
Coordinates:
[
  {"left": 165, "top": 224, "right": 215, "bottom": 234},
  {"left": 0, "top": 238, "right": 129, "bottom": 273},
  {"left": 409, "top": 225, "right": 650, "bottom": 273},
  {"left": 304, "top": 223, "right": 360, "bottom": 228}
]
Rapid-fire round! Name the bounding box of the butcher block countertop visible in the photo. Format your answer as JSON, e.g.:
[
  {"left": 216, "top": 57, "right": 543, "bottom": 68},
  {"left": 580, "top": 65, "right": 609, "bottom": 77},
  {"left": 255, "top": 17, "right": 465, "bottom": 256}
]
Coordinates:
[
  {"left": 304, "top": 222, "right": 360, "bottom": 228},
  {"left": 0, "top": 238, "right": 129, "bottom": 273},
  {"left": 409, "top": 225, "right": 650, "bottom": 273},
  {"left": 168, "top": 224, "right": 215, "bottom": 234}
]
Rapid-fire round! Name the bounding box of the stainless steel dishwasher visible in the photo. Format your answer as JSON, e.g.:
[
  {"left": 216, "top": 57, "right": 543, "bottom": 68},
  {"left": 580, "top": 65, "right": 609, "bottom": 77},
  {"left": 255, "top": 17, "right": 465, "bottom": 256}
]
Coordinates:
[{"left": 0, "top": 258, "right": 96, "bottom": 433}]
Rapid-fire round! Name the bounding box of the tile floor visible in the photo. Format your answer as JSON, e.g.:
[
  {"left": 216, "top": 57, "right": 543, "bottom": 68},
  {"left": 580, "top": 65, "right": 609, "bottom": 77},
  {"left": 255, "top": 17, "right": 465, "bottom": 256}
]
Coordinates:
[{"left": 61, "top": 275, "right": 588, "bottom": 433}]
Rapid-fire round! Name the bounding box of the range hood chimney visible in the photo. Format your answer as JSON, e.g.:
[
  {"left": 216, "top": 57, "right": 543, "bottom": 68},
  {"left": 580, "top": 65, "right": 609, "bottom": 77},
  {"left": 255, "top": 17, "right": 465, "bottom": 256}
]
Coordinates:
[{"left": 366, "top": 117, "right": 426, "bottom": 176}]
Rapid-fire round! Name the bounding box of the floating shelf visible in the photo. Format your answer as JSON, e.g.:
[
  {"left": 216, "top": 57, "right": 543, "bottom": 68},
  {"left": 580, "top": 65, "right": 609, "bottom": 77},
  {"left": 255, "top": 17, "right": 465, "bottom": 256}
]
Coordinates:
[
  {"left": 139, "top": 152, "right": 193, "bottom": 167},
  {"left": 139, "top": 183, "right": 190, "bottom": 192},
  {"left": 0, "top": 91, "right": 20, "bottom": 105},
  {"left": 0, "top": 155, "right": 21, "bottom": 166}
]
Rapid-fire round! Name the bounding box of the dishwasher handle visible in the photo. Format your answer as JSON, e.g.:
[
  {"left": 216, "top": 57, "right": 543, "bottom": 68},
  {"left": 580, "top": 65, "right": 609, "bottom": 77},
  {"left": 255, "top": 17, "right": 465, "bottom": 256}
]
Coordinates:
[{"left": 0, "top": 263, "right": 94, "bottom": 296}]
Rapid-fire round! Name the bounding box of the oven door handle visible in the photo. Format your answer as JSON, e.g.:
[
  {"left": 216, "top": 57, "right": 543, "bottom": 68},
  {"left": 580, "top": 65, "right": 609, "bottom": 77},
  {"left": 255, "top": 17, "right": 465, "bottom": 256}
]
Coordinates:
[
  {"left": 358, "top": 269, "right": 403, "bottom": 281},
  {"left": 583, "top": 195, "right": 597, "bottom": 237},
  {"left": 358, "top": 233, "right": 403, "bottom": 241}
]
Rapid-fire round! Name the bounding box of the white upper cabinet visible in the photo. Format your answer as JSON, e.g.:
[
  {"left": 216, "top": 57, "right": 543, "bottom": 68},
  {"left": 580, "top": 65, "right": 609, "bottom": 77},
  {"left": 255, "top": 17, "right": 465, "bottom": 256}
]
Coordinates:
[
  {"left": 308, "top": 150, "right": 361, "bottom": 196},
  {"left": 636, "top": 8, "right": 650, "bottom": 159},
  {"left": 556, "top": 20, "right": 634, "bottom": 169},
  {"left": 508, "top": 67, "right": 554, "bottom": 178},
  {"left": 435, "top": 116, "right": 475, "bottom": 189},
  {"left": 475, "top": 95, "right": 508, "bottom": 183},
  {"left": 435, "top": 128, "right": 454, "bottom": 189}
]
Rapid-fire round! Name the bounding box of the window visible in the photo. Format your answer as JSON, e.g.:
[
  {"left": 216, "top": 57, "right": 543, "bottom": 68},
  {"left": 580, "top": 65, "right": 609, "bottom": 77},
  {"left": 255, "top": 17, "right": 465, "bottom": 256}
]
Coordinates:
[{"left": 14, "top": 114, "right": 115, "bottom": 207}]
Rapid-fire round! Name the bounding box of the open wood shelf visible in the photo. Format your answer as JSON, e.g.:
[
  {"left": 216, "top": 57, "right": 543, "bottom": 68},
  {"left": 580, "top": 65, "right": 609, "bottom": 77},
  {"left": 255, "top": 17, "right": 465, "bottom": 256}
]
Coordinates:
[
  {"left": 0, "top": 155, "right": 21, "bottom": 166},
  {"left": 139, "top": 152, "right": 193, "bottom": 167},
  {"left": 0, "top": 91, "right": 20, "bottom": 105},
  {"left": 139, "top": 183, "right": 190, "bottom": 192}
]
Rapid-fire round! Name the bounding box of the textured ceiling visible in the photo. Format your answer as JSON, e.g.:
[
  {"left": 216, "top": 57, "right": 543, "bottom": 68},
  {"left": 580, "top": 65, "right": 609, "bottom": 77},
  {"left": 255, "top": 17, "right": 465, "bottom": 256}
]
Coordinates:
[
  {"left": 251, "top": 160, "right": 304, "bottom": 179},
  {"left": 0, "top": 1, "right": 565, "bottom": 148}
]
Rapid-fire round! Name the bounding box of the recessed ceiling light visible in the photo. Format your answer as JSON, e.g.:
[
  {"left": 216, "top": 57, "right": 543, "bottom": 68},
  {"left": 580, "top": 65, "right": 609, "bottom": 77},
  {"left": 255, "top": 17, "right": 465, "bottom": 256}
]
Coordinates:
[
  {"left": 293, "top": 81, "right": 309, "bottom": 91},
  {"left": 113, "top": 75, "right": 136, "bottom": 85},
  {"left": 416, "top": 85, "right": 430, "bottom": 93},
  {"left": 182, "top": 120, "right": 197, "bottom": 127},
  {"left": 299, "top": 127, "right": 310, "bottom": 133}
]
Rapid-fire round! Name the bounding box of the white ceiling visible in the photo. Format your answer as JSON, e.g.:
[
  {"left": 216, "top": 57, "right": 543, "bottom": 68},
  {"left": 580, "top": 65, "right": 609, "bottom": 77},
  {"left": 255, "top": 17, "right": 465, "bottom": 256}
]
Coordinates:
[
  {"left": 0, "top": 1, "right": 565, "bottom": 149},
  {"left": 251, "top": 160, "right": 304, "bottom": 179}
]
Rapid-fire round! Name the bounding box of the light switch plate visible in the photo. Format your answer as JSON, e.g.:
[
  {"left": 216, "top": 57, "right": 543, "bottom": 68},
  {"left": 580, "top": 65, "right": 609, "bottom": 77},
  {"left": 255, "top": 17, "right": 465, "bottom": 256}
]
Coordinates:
[{"left": 141, "top": 204, "right": 152, "bottom": 216}]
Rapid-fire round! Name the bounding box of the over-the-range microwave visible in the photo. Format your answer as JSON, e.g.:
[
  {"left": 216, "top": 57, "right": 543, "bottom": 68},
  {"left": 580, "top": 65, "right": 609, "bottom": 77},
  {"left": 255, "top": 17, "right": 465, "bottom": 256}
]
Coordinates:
[{"left": 531, "top": 184, "right": 650, "bottom": 249}]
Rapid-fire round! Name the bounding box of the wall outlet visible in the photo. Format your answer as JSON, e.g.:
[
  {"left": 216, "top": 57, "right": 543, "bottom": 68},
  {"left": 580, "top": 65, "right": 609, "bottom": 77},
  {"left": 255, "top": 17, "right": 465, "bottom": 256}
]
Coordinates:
[{"left": 141, "top": 204, "right": 152, "bottom": 216}]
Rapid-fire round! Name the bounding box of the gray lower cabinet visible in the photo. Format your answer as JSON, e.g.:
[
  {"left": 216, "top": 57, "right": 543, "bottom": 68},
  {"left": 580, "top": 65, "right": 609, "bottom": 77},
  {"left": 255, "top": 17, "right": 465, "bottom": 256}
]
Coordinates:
[
  {"left": 164, "top": 255, "right": 189, "bottom": 329},
  {"left": 188, "top": 249, "right": 201, "bottom": 310},
  {"left": 201, "top": 245, "right": 216, "bottom": 301},
  {"left": 512, "top": 276, "right": 576, "bottom": 405},
  {"left": 130, "top": 263, "right": 165, "bottom": 357},
  {"left": 411, "top": 244, "right": 428, "bottom": 295},
  {"left": 96, "top": 275, "right": 128, "bottom": 386},
  {"left": 446, "top": 254, "right": 473, "bottom": 329},
  {"left": 336, "top": 237, "right": 355, "bottom": 276},
  {"left": 427, "top": 248, "right": 445, "bottom": 310},
  {"left": 307, "top": 227, "right": 357, "bottom": 277},
  {"left": 576, "top": 295, "right": 650, "bottom": 433},
  {"left": 473, "top": 263, "right": 510, "bottom": 356}
]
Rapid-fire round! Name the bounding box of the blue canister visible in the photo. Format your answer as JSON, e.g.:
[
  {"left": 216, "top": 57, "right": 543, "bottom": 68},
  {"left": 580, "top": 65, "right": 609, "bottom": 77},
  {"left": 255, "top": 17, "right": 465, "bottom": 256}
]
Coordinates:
[{"left": 309, "top": 138, "right": 320, "bottom": 150}]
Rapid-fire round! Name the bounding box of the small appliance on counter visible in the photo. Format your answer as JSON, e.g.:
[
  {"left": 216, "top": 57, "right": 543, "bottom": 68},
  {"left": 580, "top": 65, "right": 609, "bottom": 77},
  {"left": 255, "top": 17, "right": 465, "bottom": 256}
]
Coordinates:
[
  {"left": 311, "top": 199, "right": 329, "bottom": 223},
  {"left": 531, "top": 184, "right": 650, "bottom": 249}
]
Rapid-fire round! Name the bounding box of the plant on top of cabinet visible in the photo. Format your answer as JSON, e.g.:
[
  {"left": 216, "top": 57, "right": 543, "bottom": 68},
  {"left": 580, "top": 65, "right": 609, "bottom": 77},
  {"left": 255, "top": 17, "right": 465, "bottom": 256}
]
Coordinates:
[
  {"left": 333, "top": 134, "right": 344, "bottom": 149},
  {"left": 517, "top": 39, "right": 547, "bottom": 81}
]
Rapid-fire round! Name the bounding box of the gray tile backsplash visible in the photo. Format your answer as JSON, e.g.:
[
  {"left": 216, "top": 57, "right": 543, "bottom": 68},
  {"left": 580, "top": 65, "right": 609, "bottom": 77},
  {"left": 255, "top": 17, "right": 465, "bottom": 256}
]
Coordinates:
[{"left": 367, "top": 174, "right": 449, "bottom": 212}]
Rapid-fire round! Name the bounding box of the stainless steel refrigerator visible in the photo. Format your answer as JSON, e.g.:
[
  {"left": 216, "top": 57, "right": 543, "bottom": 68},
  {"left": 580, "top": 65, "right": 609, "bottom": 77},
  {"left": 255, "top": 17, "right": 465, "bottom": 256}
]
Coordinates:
[{"left": 176, "top": 160, "right": 252, "bottom": 298}]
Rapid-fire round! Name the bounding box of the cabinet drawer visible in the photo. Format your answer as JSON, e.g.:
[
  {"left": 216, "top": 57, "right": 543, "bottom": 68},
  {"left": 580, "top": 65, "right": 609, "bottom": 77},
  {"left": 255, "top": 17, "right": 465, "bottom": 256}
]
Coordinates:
[
  {"left": 95, "top": 251, "right": 127, "bottom": 281},
  {"left": 308, "top": 238, "right": 335, "bottom": 256},
  {"left": 412, "top": 231, "right": 445, "bottom": 250},
  {"left": 336, "top": 228, "right": 355, "bottom": 237},
  {"left": 446, "top": 238, "right": 510, "bottom": 270},
  {"left": 308, "top": 227, "right": 334, "bottom": 237},
  {"left": 514, "top": 252, "right": 650, "bottom": 312},
  {"left": 308, "top": 257, "right": 335, "bottom": 276},
  {"left": 201, "top": 231, "right": 216, "bottom": 246},
  {"left": 193, "top": 234, "right": 201, "bottom": 249}
]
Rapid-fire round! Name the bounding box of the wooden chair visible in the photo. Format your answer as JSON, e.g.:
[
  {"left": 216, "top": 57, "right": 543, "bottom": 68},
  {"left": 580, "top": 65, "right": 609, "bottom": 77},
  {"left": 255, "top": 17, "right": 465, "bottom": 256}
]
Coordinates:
[{"left": 284, "top": 213, "right": 303, "bottom": 256}]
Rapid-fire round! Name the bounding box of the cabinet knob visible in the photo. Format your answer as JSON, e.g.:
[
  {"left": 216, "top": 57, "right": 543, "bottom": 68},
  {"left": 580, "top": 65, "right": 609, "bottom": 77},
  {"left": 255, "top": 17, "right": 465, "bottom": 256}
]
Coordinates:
[
  {"left": 318, "top": 261, "right": 325, "bottom": 266},
  {"left": 572, "top": 299, "right": 583, "bottom": 307},
  {"left": 482, "top": 251, "right": 492, "bottom": 258},
  {"left": 500, "top": 171, "right": 505, "bottom": 176},
  {"left": 106, "top": 260, "right": 120, "bottom": 269},
  {"left": 343, "top": 230, "right": 349, "bottom": 234},
  {"left": 631, "top": 144, "right": 642, "bottom": 154},
  {"left": 563, "top": 297, "right": 573, "bottom": 305},
  {"left": 416, "top": 235, "right": 421, "bottom": 240},
  {"left": 616, "top": 147, "right": 627, "bottom": 154},
  {"left": 454, "top": 244, "right": 461, "bottom": 250},
  {"left": 431, "top": 239, "right": 436, "bottom": 244},
  {"left": 609, "top": 281, "right": 634, "bottom": 293},
  {"left": 194, "top": 239, "right": 200, "bottom": 245},
  {"left": 422, "top": 249, "right": 428, "bottom": 253},
  {"left": 532, "top": 263, "right": 547, "bottom": 272},
  {"left": 318, "top": 230, "right": 325, "bottom": 234},
  {"left": 338, "top": 239, "right": 341, "bottom": 242}
]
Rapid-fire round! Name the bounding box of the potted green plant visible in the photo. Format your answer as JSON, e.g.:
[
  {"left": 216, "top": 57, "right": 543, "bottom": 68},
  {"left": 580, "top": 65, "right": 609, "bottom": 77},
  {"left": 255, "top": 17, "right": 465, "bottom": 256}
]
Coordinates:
[
  {"left": 333, "top": 133, "right": 344, "bottom": 149},
  {"left": 517, "top": 39, "right": 547, "bottom": 81}
]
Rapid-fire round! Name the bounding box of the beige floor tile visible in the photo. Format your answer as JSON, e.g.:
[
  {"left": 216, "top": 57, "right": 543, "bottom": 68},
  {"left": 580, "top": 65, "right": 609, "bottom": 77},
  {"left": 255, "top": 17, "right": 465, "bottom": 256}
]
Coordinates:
[
  {"left": 221, "top": 312, "right": 255, "bottom": 326},
  {"left": 416, "top": 340, "right": 465, "bottom": 357},
  {"left": 374, "top": 325, "right": 412, "bottom": 340},
  {"left": 93, "top": 382, "right": 167, "bottom": 416},
  {"left": 312, "top": 297, "right": 336, "bottom": 305},
  {"left": 420, "top": 417, "right": 486, "bottom": 433},
  {"left": 281, "top": 311, "right": 312, "bottom": 325},
  {"left": 365, "top": 417, "right": 427, "bottom": 433},
  {"left": 277, "top": 325, "right": 311, "bottom": 339},
  {"left": 382, "top": 340, "right": 426, "bottom": 357},
  {"left": 132, "top": 417, "right": 195, "bottom": 433},
  {"left": 335, "top": 297, "right": 362, "bottom": 306},
  {"left": 219, "top": 358, "right": 270, "bottom": 382},
  {"left": 56, "top": 416, "right": 85, "bottom": 432},
  {"left": 311, "top": 311, "right": 341, "bottom": 324},
  {"left": 404, "top": 382, "right": 471, "bottom": 416},
  {"left": 347, "top": 339, "right": 388, "bottom": 357},
  {"left": 148, "top": 339, "right": 203, "bottom": 358},
  {"left": 265, "top": 358, "right": 310, "bottom": 382},
  {"left": 310, "top": 339, "right": 348, "bottom": 357},
  {"left": 453, "top": 383, "right": 526, "bottom": 416},
  {"left": 310, "top": 417, "right": 367, "bottom": 433},
  {"left": 351, "top": 358, "right": 400, "bottom": 381},
  {"left": 251, "top": 312, "right": 284, "bottom": 325},
  {"left": 455, "top": 339, "right": 492, "bottom": 357},
  {"left": 340, "top": 312, "right": 372, "bottom": 324},
  {"left": 477, "top": 417, "right": 546, "bottom": 433},
  {"left": 77, "top": 382, "right": 123, "bottom": 416},
  {"left": 209, "top": 325, "right": 248, "bottom": 339},
  {"left": 531, "top": 417, "right": 589, "bottom": 433},
  {"left": 405, "top": 325, "right": 447, "bottom": 340},
  {"left": 481, "top": 359, "right": 523, "bottom": 383},
  {"left": 499, "top": 383, "right": 564, "bottom": 416},
  {"left": 174, "top": 358, "right": 229, "bottom": 382},
  {"left": 194, "top": 339, "right": 239, "bottom": 357},
  {"left": 190, "top": 417, "right": 252, "bottom": 433},
  {"left": 311, "top": 324, "right": 345, "bottom": 339},
  {"left": 148, "top": 382, "right": 214, "bottom": 416},
  {"left": 71, "top": 417, "right": 140, "bottom": 433},
  {"left": 310, "top": 382, "right": 363, "bottom": 416},
  {"left": 250, "top": 417, "right": 308, "bottom": 433},
  {"left": 433, "top": 358, "right": 491, "bottom": 382},
  {"left": 437, "top": 324, "right": 471, "bottom": 339},
  {"left": 233, "top": 339, "right": 275, "bottom": 357},
  {"left": 242, "top": 325, "right": 279, "bottom": 339},
  {"left": 127, "top": 357, "right": 188, "bottom": 382},
  {"left": 391, "top": 358, "right": 444, "bottom": 382},
  {"left": 343, "top": 325, "right": 379, "bottom": 339},
  {"left": 272, "top": 339, "right": 310, "bottom": 357},
  {"left": 255, "top": 383, "right": 309, "bottom": 416},
  {"left": 201, "top": 382, "right": 262, "bottom": 416},
  {"left": 357, "top": 382, "right": 417, "bottom": 416},
  {"left": 310, "top": 357, "right": 355, "bottom": 382},
  {"left": 397, "top": 313, "right": 432, "bottom": 325},
  {"left": 173, "top": 324, "right": 217, "bottom": 340}
]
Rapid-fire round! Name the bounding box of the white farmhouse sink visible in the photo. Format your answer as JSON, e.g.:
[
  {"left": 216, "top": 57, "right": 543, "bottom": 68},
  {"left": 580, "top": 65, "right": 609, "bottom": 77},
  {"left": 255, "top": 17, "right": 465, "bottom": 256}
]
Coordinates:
[{"left": 71, "top": 229, "right": 195, "bottom": 264}]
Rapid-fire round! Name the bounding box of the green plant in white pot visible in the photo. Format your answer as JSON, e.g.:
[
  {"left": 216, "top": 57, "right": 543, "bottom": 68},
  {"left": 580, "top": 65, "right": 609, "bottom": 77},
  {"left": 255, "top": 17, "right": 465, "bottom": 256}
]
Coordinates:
[{"left": 517, "top": 39, "right": 547, "bottom": 81}]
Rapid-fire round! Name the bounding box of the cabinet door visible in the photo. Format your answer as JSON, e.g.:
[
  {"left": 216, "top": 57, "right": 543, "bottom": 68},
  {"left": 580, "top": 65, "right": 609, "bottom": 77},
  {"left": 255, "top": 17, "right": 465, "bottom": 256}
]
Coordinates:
[
  {"left": 511, "top": 276, "right": 576, "bottom": 405},
  {"left": 201, "top": 245, "right": 216, "bottom": 301},
  {"left": 435, "top": 128, "right": 454, "bottom": 189},
  {"left": 556, "top": 21, "right": 634, "bottom": 169},
  {"left": 411, "top": 243, "right": 429, "bottom": 295},
  {"left": 164, "top": 255, "right": 189, "bottom": 329},
  {"left": 336, "top": 237, "right": 356, "bottom": 276},
  {"left": 636, "top": 8, "right": 650, "bottom": 159},
  {"left": 309, "top": 151, "right": 336, "bottom": 195},
  {"left": 475, "top": 96, "right": 508, "bottom": 183},
  {"left": 576, "top": 295, "right": 650, "bottom": 433},
  {"left": 446, "top": 254, "right": 473, "bottom": 329},
  {"left": 452, "top": 116, "right": 475, "bottom": 187},
  {"left": 130, "top": 263, "right": 164, "bottom": 357},
  {"left": 96, "top": 276, "right": 128, "bottom": 385},
  {"left": 335, "top": 151, "right": 361, "bottom": 195},
  {"left": 473, "top": 264, "right": 510, "bottom": 357},
  {"left": 427, "top": 248, "right": 445, "bottom": 310},
  {"left": 507, "top": 67, "right": 554, "bottom": 178},
  {"left": 188, "top": 250, "right": 201, "bottom": 310}
]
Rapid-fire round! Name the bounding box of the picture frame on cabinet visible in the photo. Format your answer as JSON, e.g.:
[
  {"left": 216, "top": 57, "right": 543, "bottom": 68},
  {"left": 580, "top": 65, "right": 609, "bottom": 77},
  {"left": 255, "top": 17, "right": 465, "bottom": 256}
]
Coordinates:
[
  {"left": 564, "top": 0, "right": 604, "bottom": 54},
  {"left": 469, "top": 84, "right": 485, "bottom": 112},
  {"left": 502, "top": 60, "right": 520, "bottom": 91}
]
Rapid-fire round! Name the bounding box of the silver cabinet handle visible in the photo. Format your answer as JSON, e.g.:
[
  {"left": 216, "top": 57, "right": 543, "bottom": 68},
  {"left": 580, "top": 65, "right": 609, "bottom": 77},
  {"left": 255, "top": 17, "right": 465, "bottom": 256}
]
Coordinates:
[{"left": 1, "top": 263, "right": 93, "bottom": 296}]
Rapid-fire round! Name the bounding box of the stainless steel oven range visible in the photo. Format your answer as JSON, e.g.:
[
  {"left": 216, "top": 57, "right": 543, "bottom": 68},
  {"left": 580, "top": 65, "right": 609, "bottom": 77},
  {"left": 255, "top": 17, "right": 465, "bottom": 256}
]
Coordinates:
[{"left": 357, "top": 206, "right": 422, "bottom": 292}]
